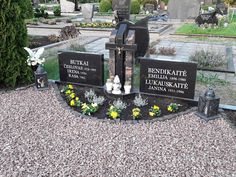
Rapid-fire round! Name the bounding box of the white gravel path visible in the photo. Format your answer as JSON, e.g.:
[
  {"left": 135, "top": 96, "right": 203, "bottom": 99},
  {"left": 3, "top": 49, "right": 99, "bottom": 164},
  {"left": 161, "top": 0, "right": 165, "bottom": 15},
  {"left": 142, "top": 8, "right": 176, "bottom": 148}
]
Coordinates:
[{"left": 0, "top": 86, "right": 235, "bottom": 177}]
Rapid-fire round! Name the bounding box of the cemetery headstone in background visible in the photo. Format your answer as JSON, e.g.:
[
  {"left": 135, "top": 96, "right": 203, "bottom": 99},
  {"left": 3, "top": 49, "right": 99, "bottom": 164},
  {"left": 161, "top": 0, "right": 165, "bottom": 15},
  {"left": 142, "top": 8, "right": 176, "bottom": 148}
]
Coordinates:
[
  {"left": 140, "top": 59, "right": 197, "bottom": 99},
  {"left": 145, "top": 4, "right": 155, "bottom": 14},
  {"left": 112, "top": 0, "right": 131, "bottom": 21},
  {"left": 168, "top": 0, "right": 200, "bottom": 19},
  {"left": 58, "top": 51, "right": 104, "bottom": 86},
  {"left": 82, "top": 4, "right": 94, "bottom": 22}
]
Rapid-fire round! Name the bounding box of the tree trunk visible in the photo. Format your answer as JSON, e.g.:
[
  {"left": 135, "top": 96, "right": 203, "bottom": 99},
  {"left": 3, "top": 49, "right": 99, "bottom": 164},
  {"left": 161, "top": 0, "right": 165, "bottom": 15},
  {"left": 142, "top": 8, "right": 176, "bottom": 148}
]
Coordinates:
[{"left": 74, "top": 0, "right": 78, "bottom": 11}]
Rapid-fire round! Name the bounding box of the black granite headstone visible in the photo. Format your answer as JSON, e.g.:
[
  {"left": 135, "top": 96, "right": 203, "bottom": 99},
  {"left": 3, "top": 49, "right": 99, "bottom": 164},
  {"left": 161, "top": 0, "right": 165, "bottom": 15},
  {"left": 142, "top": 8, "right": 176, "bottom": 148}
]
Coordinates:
[
  {"left": 116, "top": 17, "right": 149, "bottom": 57},
  {"left": 58, "top": 51, "right": 104, "bottom": 86},
  {"left": 112, "top": 0, "right": 131, "bottom": 21},
  {"left": 140, "top": 59, "right": 197, "bottom": 99}
]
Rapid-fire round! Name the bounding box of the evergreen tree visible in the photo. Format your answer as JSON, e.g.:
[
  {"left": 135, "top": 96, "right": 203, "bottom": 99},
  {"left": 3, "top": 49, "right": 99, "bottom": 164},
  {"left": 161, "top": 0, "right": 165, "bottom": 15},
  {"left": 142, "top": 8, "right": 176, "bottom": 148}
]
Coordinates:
[{"left": 0, "top": 0, "right": 33, "bottom": 87}]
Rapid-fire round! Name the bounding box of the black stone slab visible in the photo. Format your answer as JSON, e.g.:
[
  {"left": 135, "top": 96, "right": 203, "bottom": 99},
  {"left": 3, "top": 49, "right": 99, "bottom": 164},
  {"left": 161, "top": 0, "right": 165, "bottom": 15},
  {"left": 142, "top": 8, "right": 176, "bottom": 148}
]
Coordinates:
[
  {"left": 117, "top": 18, "right": 149, "bottom": 57},
  {"left": 112, "top": 0, "right": 131, "bottom": 21},
  {"left": 140, "top": 58, "right": 197, "bottom": 99},
  {"left": 58, "top": 51, "right": 104, "bottom": 86}
]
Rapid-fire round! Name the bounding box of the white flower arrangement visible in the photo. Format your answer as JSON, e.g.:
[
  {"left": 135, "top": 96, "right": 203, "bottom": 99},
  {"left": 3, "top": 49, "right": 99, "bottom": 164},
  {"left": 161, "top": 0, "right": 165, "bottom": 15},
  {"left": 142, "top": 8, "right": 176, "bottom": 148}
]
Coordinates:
[{"left": 24, "top": 47, "right": 45, "bottom": 66}]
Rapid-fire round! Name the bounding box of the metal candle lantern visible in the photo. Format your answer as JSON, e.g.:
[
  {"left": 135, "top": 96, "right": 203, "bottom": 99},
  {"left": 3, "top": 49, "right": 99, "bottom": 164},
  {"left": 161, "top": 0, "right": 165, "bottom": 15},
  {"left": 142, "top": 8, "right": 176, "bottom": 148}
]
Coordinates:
[
  {"left": 35, "top": 65, "right": 48, "bottom": 90},
  {"left": 197, "top": 88, "right": 220, "bottom": 120}
]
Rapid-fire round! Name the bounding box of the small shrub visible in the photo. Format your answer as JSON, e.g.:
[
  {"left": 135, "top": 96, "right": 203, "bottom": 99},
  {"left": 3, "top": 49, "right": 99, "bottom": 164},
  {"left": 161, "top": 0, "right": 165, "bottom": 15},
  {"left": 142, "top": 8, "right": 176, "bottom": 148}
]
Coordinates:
[
  {"left": 189, "top": 49, "right": 226, "bottom": 68},
  {"left": 113, "top": 99, "right": 127, "bottom": 111},
  {"left": 84, "top": 89, "right": 96, "bottom": 102},
  {"left": 141, "top": 0, "right": 157, "bottom": 9},
  {"left": 34, "top": 6, "right": 49, "bottom": 18},
  {"left": 48, "top": 34, "right": 60, "bottom": 42},
  {"left": 131, "top": 0, "right": 141, "bottom": 14},
  {"left": 60, "top": 25, "right": 79, "bottom": 40},
  {"left": 133, "top": 94, "right": 148, "bottom": 107},
  {"left": 53, "top": 6, "right": 61, "bottom": 17},
  {"left": 158, "top": 47, "right": 176, "bottom": 55},
  {"left": 99, "top": 0, "right": 112, "bottom": 13}
]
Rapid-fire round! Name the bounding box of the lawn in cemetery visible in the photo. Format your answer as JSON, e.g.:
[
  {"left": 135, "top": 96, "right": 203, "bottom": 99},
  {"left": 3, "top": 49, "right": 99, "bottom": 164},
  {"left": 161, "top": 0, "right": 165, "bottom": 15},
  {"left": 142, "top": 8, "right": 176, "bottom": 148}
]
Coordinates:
[{"left": 0, "top": 0, "right": 236, "bottom": 176}]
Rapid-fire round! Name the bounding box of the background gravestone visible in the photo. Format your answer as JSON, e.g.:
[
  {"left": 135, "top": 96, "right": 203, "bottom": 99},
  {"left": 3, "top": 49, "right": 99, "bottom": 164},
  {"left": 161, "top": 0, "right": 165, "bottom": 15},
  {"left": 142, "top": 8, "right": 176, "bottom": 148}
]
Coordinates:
[
  {"left": 82, "top": 4, "right": 94, "bottom": 22},
  {"left": 145, "top": 4, "right": 155, "bottom": 14},
  {"left": 112, "top": 0, "right": 131, "bottom": 21},
  {"left": 168, "top": 0, "right": 200, "bottom": 19}
]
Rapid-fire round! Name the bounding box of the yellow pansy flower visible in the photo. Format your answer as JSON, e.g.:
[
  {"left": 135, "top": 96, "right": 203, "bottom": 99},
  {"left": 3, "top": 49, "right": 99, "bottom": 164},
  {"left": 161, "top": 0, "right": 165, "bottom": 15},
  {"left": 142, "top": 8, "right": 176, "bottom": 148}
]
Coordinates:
[
  {"left": 75, "top": 97, "right": 79, "bottom": 101},
  {"left": 167, "top": 106, "right": 173, "bottom": 112},
  {"left": 65, "top": 90, "right": 71, "bottom": 95},
  {"left": 70, "top": 100, "right": 75, "bottom": 106},
  {"left": 70, "top": 93, "right": 76, "bottom": 99},
  {"left": 132, "top": 108, "right": 140, "bottom": 113},
  {"left": 68, "top": 84, "right": 73, "bottom": 89},
  {"left": 149, "top": 112, "right": 155, "bottom": 117},
  {"left": 111, "top": 111, "right": 118, "bottom": 119},
  {"left": 82, "top": 103, "right": 88, "bottom": 109},
  {"left": 133, "top": 111, "right": 140, "bottom": 117},
  {"left": 153, "top": 105, "right": 159, "bottom": 110}
]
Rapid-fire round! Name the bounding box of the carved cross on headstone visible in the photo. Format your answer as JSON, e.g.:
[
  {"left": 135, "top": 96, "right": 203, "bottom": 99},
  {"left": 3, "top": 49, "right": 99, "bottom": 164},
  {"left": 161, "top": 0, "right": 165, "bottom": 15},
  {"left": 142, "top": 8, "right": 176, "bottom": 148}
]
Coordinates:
[{"left": 105, "top": 24, "right": 137, "bottom": 90}]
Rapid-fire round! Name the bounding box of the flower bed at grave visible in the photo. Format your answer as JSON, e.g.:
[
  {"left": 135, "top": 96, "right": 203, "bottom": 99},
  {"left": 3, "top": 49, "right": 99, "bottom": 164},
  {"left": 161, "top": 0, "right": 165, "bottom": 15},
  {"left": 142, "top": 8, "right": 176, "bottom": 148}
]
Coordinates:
[
  {"left": 74, "top": 22, "right": 115, "bottom": 28},
  {"left": 58, "top": 83, "right": 196, "bottom": 121}
]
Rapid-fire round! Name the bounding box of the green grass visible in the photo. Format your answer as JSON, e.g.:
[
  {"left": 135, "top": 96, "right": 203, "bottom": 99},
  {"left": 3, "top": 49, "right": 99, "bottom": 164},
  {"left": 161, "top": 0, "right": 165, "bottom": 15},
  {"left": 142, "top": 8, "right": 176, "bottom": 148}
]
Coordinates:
[
  {"left": 176, "top": 23, "right": 236, "bottom": 37},
  {"left": 44, "top": 57, "right": 59, "bottom": 80}
]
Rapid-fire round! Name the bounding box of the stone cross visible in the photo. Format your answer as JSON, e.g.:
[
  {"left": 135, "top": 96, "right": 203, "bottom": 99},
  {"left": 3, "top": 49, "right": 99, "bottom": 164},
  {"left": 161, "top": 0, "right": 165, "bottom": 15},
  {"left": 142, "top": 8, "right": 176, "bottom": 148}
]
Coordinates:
[{"left": 105, "top": 24, "right": 137, "bottom": 90}]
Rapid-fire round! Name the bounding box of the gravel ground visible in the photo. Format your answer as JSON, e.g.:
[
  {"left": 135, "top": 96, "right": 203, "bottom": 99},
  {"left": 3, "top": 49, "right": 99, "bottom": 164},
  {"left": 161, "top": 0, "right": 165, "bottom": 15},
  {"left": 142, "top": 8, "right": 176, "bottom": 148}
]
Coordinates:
[{"left": 0, "top": 86, "right": 235, "bottom": 177}]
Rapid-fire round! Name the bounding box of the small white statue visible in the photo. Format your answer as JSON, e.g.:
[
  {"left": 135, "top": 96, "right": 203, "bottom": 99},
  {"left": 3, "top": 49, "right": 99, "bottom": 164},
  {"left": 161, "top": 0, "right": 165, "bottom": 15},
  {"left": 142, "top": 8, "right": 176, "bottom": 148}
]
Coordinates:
[{"left": 112, "top": 75, "right": 122, "bottom": 95}]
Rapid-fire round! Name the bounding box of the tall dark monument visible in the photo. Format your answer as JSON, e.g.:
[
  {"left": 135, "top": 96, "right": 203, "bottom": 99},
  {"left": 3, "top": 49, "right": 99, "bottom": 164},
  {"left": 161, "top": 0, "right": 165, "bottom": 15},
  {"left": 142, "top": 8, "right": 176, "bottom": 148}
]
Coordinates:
[{"left": 105, "top": 24, "right": 137, "bottom": 90}]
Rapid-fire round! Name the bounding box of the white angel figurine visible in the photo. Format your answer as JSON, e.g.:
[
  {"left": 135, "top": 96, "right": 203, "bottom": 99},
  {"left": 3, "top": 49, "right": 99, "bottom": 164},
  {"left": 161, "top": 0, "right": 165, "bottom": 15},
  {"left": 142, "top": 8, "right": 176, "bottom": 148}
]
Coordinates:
[{"left": 24, "top": 47, "right": 45, "bottom": 66}]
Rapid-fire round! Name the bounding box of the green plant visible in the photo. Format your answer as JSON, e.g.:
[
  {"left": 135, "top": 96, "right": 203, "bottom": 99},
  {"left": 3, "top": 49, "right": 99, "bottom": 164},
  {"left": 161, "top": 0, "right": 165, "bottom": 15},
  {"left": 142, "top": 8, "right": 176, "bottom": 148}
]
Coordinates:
[
  {"left": 133, "top": 94, "right": 148, "bottom": 107},
  {"left": 81, "top": 103, "right": 98, "bottom": 115},
  {"left": 167, "top": 103, "right": 181, "bottom": 113},
  {"left": 0, "top": 0, "right": 33, "bottom": 87},
  {"left": 149, "top": 105, "right": 161, "bottom": 117},
  {"left": 19, "top": 0, "right": 34, "bottom": 19},
  {"left": 53, "top": 6, "right": 61, "bottom": 16},
  {"left": 99, "top": 0, "right": 112, "bottom": 13},
  {"left": 107, "top": 105, "right": 120, "bottom": 119},
  {"left": 197, "top": 72, "right": 229, "bottom": 86},
  {"left": 34, "top": 6, "right": 49, "bottom": 18},
  {"left": 189, "top": 49, "right": 226, "bottom": 68},
  {"left": 132, "top": 108, "right": 141, "bottom": 119},
  {"left": 113, "top": 99, "right": 127, "bottom": 110},
  {"left": 131, "top": 0, "right": 141, "bottom": 14},
  {"left": 84, "top": 89, "right": 96, "bottom": 102}
]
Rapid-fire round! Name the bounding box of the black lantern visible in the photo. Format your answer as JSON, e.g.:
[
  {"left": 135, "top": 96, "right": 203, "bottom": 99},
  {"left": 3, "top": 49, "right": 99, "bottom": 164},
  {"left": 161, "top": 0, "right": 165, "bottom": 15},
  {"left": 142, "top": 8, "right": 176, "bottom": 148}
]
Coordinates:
[
  {"left": 197, "top": 88, "right": 220, "bottom": 121},
  {"left": 35, "top": 65, "right": 48, "bottom": 90}
]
